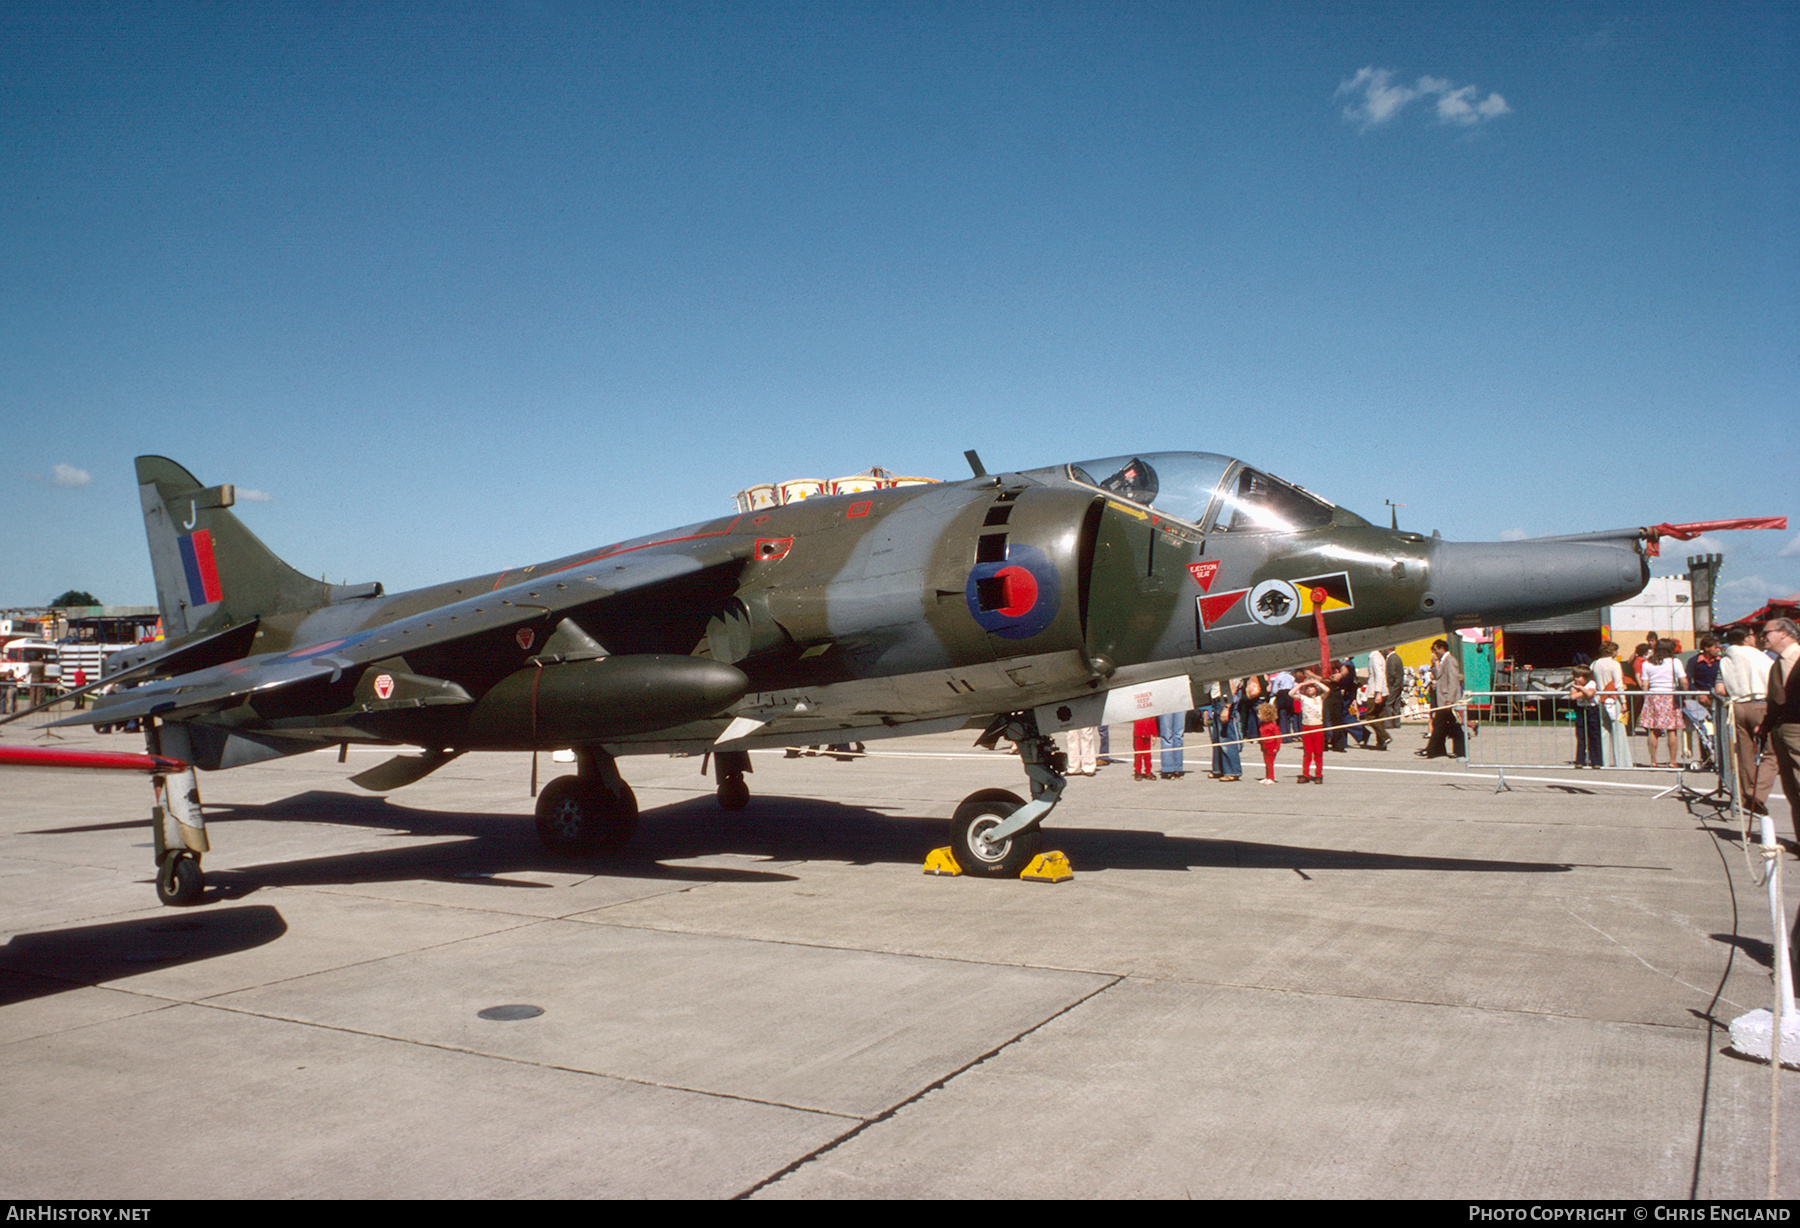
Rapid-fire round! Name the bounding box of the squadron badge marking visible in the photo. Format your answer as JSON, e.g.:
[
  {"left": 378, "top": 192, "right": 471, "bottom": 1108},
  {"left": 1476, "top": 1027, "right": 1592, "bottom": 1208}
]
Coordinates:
[{"left": 1249, "top": 579, "right": 1301, "bottom": 626}]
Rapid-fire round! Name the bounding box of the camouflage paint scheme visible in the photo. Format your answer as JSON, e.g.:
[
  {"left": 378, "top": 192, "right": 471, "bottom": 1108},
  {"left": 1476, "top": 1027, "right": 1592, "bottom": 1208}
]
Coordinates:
[{"left": 60, "top": 452, "right": 1650, "bottom": 898}]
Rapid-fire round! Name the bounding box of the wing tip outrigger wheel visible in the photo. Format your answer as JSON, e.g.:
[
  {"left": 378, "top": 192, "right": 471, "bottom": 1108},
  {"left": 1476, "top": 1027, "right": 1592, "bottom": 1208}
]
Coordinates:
[
  {"left": 148, "top": 721, "right": 210, "bottom": 906},
  {"left": 155, "top": 850, "right": 205, "bottom": 906}
]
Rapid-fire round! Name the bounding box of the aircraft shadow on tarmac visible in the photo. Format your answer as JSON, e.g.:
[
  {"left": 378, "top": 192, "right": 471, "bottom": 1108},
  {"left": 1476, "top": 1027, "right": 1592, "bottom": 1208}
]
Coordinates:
[
  {"left": 0, "top": 905, "right": 287, "bottom": 1005},
  {"left": 120, "top": 789, "right": 1575, "bottom": 901},
  {"left": 644, "top": 799, "right": 1577, "bottom": 876}
]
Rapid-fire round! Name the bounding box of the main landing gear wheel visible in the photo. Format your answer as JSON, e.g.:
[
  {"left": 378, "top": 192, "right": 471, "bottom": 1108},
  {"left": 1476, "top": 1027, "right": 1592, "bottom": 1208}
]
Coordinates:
[
  {"left": 711, "top": 748, "right": 752, "bottom": 812},
  {"left": 535, "top": 776, "right": 639, "bottom": 855},
  {"left": 156, "top": 850, "right": 204, "bottom": 907},
  {"left": 950, "top": 788, "right": 1041, "bottom": 878}
]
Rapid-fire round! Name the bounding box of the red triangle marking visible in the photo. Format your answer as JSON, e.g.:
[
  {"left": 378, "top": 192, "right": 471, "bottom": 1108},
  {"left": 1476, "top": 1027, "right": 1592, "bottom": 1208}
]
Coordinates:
[{"left": 1198, "top": 588, "right": 1247, "bottom": 628}]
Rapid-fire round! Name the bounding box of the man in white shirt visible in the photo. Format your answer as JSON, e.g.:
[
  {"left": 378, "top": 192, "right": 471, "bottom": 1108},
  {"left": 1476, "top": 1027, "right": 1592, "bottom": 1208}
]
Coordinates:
[{"left": 1363, "top": 649, "right": 1392, "bottom": 750}]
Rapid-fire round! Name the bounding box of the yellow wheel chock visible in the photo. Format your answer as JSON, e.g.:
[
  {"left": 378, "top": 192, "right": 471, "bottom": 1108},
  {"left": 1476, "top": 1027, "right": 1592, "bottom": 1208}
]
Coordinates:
[
  {"left": 923, "top": 847, "right": 1073, "bottom": 881},
  {"left": 923, "top": 847, "right": 963, "bottom": 876},
  {"left": 1020, "top": 851, "right": 1073, "bottom": 883}
]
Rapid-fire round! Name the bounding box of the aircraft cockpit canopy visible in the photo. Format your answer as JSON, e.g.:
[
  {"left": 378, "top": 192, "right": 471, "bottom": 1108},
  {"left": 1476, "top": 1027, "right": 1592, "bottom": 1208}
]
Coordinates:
[{"left": 1036, "top": 451, "right": 1346, "bottom": 534}]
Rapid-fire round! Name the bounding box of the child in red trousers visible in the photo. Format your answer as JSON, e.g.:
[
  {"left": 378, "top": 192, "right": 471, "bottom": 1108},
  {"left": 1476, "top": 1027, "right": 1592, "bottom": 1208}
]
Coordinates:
[
  {"left": 1295, "top": 671, "right": 1329, "bottom": 783},
  {"left": 1255, "top": 702, "right": 1281, "bottom": 784},
  {"left": 1132, "top": 717, "right": 1157, "bottom": 780}
]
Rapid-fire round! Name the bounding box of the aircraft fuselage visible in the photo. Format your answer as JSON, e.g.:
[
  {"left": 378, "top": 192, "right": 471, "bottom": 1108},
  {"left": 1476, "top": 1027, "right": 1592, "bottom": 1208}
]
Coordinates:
[{"left": 125, "top": 453, "right": 1645, "bottom": 764}]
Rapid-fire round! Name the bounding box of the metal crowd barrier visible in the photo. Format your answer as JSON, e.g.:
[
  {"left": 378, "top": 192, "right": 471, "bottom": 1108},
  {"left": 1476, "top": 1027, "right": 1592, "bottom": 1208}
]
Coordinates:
[{"left": 1463, "top": 689, "right": 1723, "bottom": 796}]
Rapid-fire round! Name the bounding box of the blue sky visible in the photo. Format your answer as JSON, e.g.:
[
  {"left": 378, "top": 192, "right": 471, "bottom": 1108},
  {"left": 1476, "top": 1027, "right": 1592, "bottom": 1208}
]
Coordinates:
[{"left": 3, "top": 1, "right": 1795, "bottom": 620}]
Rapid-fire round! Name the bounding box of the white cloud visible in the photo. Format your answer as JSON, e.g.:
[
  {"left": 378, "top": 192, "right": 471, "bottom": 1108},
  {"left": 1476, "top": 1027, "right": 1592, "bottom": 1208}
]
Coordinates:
[
  {"left": 1713, "top": 575, "right": 1795, "bottom": 621},
  {"left": 1498, "top": 527, "right": 1530, "bottom": 541},
  {"left": 1779, "top": 533, "right": 1800, "bottom": 558},
  {"left": 237, "top": 488, "right": 274, "bottom": 502},
  {"left": 1434, "top": 83, "right": 1511, "bottom": 125},
  {"left": 1336, "top": 68, "right": 1418, "bottom": 129},
  {"left": 50, "top": 463, "right": 91, "bottom": 487},
  {"left": 1714, "top": 575, "right": 1798, "bottom": 614},
  {"left": 1337, "top": 68, "right": 1511, "bottom": 130}
]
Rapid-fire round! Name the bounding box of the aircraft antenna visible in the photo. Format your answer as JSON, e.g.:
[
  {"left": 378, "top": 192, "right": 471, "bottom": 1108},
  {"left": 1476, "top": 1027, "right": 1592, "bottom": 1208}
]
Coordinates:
[{"left": 963, "top": 450, "right": 987, "bottom": 477}]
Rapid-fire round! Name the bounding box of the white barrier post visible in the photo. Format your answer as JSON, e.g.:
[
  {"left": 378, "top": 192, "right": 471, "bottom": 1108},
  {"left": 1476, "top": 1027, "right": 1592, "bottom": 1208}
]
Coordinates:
[
  {"left": 1727, "top": 693, "right": 1797, "bottom": 1065},
  {"left": 1727, "top": 816, "right": 1797, "bottom": 1065}
]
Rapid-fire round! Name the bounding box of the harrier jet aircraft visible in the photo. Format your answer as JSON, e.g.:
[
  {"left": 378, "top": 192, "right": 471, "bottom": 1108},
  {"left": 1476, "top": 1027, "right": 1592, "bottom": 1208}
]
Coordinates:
[{"left": 43, "top": 452, "right": 1653, "bottom": 904}]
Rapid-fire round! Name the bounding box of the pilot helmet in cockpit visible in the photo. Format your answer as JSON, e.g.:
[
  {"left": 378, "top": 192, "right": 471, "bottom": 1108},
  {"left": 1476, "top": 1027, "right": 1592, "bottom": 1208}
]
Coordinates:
[{"left": 1099, "top": 457, "right": 1159, "bottom": 506}]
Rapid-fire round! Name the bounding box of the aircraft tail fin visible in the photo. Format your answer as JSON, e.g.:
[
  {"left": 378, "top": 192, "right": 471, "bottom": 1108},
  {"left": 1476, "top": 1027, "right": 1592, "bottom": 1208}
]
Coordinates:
[{"left": 136, "top": 456, "right": 380, "bottom": 641}]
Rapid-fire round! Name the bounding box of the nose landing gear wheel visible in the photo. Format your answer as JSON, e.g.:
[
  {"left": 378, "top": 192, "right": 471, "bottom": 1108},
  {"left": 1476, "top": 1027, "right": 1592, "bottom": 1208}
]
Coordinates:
[{"left": 950, "top": 788, "right": 1040, "bottom": 877}]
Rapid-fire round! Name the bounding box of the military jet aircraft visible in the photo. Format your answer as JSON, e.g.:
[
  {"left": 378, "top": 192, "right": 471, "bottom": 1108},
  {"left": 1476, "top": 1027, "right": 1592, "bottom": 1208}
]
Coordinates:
[{"left": 41, "top": 452, "right": 1652, "bottom": 904}]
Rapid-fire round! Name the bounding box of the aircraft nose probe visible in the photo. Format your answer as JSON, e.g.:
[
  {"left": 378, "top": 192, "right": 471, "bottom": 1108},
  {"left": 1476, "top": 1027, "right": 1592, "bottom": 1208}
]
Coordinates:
[{"left": 1420, "top": 516, "right": 1786, "bottom": 629}]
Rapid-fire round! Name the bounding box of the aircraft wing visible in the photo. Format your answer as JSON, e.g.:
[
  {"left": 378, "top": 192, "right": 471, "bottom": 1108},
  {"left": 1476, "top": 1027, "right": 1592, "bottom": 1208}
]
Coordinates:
[{"left": 54, "top": 545, "right": 745, "bottom": 730}]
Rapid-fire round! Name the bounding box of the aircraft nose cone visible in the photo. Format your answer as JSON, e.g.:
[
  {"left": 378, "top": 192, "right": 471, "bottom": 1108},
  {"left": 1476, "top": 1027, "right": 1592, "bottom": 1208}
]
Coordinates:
[{"left": 1423, "top": 540, "right": 1648, "bottom": 627}]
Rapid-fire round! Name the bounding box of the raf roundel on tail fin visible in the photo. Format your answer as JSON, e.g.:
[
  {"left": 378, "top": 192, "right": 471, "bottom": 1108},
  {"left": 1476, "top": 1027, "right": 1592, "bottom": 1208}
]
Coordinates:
[{"left": 177, "top": 528, "right": 225, "bottom": 607}]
